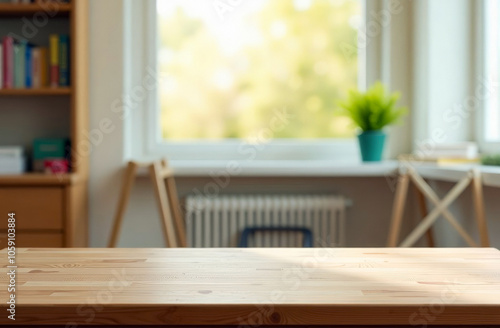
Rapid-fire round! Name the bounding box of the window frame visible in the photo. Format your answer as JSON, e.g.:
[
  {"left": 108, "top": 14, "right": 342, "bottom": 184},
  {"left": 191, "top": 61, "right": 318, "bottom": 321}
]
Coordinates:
[
  {"left": 143, "top": 0, "right": 366, "bottom": 161},
  {"left": 476, "top": 0, "right": 500, "bottom": 154}
]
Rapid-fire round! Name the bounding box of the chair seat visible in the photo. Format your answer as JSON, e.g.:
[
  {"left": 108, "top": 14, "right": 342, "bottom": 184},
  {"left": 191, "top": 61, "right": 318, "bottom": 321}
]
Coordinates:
[{"left": 238, "top": 226, "right": 313, "bottom": 247}]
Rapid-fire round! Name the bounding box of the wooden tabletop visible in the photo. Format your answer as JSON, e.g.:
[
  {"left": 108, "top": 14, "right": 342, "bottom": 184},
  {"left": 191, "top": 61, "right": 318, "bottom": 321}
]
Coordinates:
[{"left": 1, "top": 248, "right": 499, "bottom": 326}]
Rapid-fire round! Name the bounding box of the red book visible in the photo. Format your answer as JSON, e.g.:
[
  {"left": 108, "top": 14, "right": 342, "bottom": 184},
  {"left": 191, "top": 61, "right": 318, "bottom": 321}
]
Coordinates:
[
  {"left": 50, "top": 65, "right": 59, "bottom": 87},
  {"left": 3, "top": 37, "right": 14, "bottom": 89}
]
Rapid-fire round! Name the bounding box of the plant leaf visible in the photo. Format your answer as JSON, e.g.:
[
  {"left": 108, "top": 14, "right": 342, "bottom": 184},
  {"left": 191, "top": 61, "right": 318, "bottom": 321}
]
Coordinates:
[{"left": 338, "top": 82, "right": 408, "bottom": 131}]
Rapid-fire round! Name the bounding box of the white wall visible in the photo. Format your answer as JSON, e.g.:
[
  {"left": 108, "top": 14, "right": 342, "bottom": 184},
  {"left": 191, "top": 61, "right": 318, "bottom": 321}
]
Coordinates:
[{"left": 88, "top": 0, "right": 129, "bottom": 246}]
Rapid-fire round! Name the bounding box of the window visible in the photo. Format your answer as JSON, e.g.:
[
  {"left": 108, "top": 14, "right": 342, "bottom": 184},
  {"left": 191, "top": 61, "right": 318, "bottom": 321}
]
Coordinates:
[
  {"left": 151, "top": 0, "right": 362, "bottom": 160},
  {"left": 482, "top": 0, "right": 500, "bottom": 145}
]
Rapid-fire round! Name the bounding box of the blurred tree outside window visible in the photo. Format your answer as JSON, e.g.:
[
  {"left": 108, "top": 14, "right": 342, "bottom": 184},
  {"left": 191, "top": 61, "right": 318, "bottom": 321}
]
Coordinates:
[{"left": 157, "top": 0, "right": 360, "bottom": 141}]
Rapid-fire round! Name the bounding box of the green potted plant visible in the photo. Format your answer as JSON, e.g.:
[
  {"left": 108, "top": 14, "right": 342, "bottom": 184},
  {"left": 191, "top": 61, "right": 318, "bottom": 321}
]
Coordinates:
[{"left": 339, "top": 82, "right": 407, "bottom": 162}]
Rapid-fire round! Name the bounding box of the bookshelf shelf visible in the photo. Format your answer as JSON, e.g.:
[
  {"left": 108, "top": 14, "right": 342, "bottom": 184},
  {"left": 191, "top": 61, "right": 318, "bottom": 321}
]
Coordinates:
[
  {"left": 0, "top": 3, "right": 71, "bottom": 17},
  {"left": 0, "top": 87, "right": 71, "bottom": 96},
  {"left": 0, "top": 173, "right": 81, "bottom": 186}
]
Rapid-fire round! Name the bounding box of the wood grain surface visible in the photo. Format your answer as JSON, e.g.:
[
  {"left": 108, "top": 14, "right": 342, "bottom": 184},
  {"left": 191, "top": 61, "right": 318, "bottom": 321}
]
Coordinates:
[{"left": 0, "top": 248, "right": 499, "bottom": 326}]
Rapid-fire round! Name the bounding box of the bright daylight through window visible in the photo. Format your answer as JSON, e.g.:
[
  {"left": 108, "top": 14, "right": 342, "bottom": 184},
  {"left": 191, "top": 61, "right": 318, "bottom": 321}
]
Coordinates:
[
  {"left": 484, "top": 0, "right": 500, "bottom": 142},
  {"left": 157, "top": 0, "right": 360, "bottom": 142}
]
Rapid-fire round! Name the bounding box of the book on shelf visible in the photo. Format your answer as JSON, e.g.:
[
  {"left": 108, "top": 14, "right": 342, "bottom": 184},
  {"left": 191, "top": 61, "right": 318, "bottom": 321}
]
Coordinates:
[
  {"left": 31, "top": 47, "right": 40, "bottom": 87},
  {"left": 33, "top": 138, "right": 70, "bottom": 173},
  {"left": 49, "top": 34, "right": 58, "bottom": 87},
  {"left": 31, "top": 47, "right": 48, "bottom": 88},
  {"left": 25, "top": 41, "right": 32, "bottom": 87},
  {"left": 0, "top": 44, "right": 2, "bottom": 89},
  {"left": 2, "top": 36, "right": 14, "bottom": 88},
  {"left": 1, "top": 34, "right": 69, "bottom": 90},
  {"left": 58, "top": 34, "right": 69, "bottom": 86},
  {"left": 13, "top": 39, "right": 27, "bottom": 88}
]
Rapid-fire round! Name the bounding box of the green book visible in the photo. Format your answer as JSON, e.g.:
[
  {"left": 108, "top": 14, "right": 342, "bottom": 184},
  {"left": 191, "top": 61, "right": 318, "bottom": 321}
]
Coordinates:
[
  {"left": 13, "top": 41, "right": 26, "bottom": 89},
  {"left": 33, "top": 138, "right": 70, "bottom": 172},
  {"left": 33, "top": 138, "right": 68, "bottom": 160}
]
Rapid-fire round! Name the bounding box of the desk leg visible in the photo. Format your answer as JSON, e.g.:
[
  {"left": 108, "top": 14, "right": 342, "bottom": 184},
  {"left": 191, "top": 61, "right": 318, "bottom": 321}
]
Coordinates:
[
  {"left": 415, "top": 185, "right": 435, "bottom": 247},
  {"left": 150, "top": 161, "right": 179, "bottom": 248},
  {"left": 108, "top": 161, "right": 138, "bottom": 248},
  {"left": 472, "top": 169, "right": 490, "bottom": 247},
  {"left": 165, "top": 176, "right": 187, "bottom": 247},
  {"left": 387, "top": 173, "right": 409, "bottom": 247}
]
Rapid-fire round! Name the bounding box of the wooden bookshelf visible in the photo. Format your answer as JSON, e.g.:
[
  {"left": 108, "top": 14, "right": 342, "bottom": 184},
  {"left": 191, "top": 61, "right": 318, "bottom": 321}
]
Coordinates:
[
  {"left": 0, "top": 87, "right": 71, "bottom": 96},
  {"left": 0, "top": 0, "right": 89, "bottom": 248},
  {"left": 0, "top": 3, "right": 72, "bottom": 17}
]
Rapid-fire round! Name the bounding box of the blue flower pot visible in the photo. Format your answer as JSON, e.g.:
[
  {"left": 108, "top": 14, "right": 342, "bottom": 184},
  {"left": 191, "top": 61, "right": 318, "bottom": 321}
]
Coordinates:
[{"left": 357, "top": 130, "right": 386, "bottom": 162}]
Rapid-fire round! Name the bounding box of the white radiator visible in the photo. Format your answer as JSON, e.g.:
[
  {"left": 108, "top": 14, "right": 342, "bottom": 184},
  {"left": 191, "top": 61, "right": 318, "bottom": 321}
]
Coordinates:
[{"left": 185, "top": 195, "right": 347, "bottom": 247}]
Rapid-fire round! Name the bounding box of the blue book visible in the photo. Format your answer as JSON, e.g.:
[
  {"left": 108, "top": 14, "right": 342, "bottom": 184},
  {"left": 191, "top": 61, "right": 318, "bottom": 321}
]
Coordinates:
[
  {"left": 25, "top": 43, "right": 32, "bottom": 88},
  {"left": 58, "top": 35, "right": 70, "bottom": 86}
]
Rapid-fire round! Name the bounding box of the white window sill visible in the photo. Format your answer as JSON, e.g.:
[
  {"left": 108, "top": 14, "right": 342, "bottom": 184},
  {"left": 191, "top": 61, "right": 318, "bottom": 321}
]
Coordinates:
[
  {"left": 134, "top": 159, "right": 500, "bottom": 187},
  {"left": 137, "top": 160, "right": 399, "bottom": 177}
]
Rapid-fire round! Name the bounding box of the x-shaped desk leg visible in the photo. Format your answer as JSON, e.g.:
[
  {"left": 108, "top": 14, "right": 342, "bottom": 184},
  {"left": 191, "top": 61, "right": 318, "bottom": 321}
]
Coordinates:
[
  {"left": 388, "top": 165, "right": 490, "bottom": 247},
  {"left": 401, "top": 168, "right": 475, "bottom": 247}
]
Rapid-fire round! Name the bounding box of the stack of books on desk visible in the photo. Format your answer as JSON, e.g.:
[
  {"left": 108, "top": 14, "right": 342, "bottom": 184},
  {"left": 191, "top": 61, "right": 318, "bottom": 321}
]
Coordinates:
[
  {"left": 0, "top": 146, "right": 25, "bottom": 174},
  {"left": 400, "top": 142, "right": 480, "bottom": 165}
]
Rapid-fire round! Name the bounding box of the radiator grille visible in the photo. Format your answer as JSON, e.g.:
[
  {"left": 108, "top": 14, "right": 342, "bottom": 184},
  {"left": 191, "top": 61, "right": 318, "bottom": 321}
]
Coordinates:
[{"left": 185, "top": 195, "right": 347, "bottom": 247}]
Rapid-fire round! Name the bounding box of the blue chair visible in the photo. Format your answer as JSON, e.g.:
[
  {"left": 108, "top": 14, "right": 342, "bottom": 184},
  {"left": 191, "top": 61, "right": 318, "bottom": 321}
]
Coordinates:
[{"left": 238, "top": 226, "right": 313, "bottom": 247}]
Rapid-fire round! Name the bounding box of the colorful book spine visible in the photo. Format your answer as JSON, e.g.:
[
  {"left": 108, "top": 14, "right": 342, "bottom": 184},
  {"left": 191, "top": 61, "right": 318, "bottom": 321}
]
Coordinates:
[
  {"left": 3, "top": 37, "right": 14, "bottom": 89},
  {"left": 49, "top": 34, "right": 59, "bottom": 88},
  {"left": 14, "top": 40, "right": 26, "bottom": 89},
  {"left": 58, "top": 35, "right": 69, "bottom": 87},
  {"left": 31, "top": 47, "right": 41, "bottom": 88},
  {"left": 40, "top": 47, "right": 48, "bottom": 87},
  {"left": 25, "top": 43, "right": 32, "bottom": 88},
  {"left": 0, "top": 44, "right": 3, "bottom": 89},
  {"left": 1, "top": 35, "right": 63, "bottom": 89}
]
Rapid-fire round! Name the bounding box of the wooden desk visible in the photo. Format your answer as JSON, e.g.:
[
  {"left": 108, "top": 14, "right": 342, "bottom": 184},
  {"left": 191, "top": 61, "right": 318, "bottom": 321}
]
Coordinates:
[{"left": 1, "top": 248, "right": 499, "bottom": 326}]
